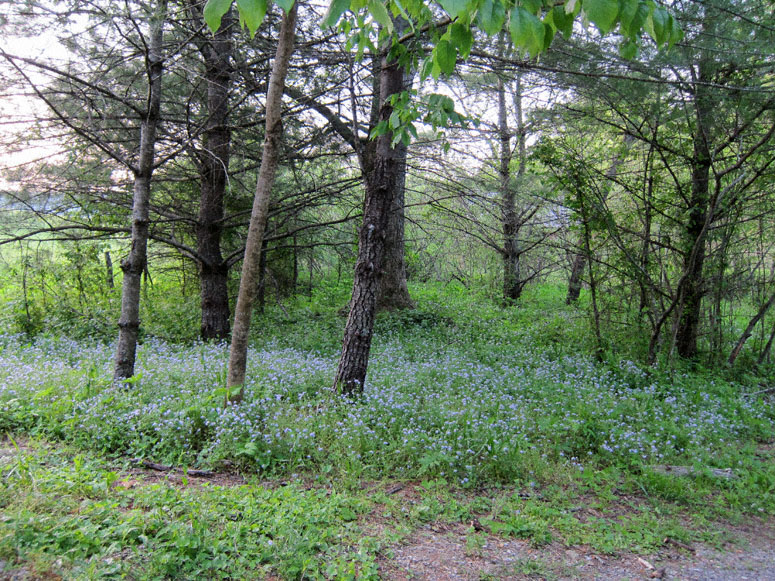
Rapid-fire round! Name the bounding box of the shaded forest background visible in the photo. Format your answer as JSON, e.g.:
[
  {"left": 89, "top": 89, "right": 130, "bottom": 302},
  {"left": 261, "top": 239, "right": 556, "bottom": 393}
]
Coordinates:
[{"left": 0, "top": 0, "right": 774, "bottom": 380}]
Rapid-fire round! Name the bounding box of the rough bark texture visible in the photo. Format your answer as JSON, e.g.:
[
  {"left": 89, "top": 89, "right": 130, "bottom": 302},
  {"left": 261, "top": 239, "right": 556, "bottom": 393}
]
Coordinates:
[
  {"left": 374, "top": 43, "right": 414, "bottom": 312},
  {"left": 283, "top": 27, "right": 413, "bottom": 313},
  {"left": 226, "top": 4, "right": 297, "bottom": 401},
  {"left": 675, "top": 84, "right": 711, "bottom": 359},
  {"left": 375, "top": 123, "right": 413, "bottom": 311},
  {"left": 194, "top": 2, "right": 233, "bottom": 341},
  {"left": 333, "top": 45, "right": 404, "bottom": 396},
  {"left": 566, "top": 252, "right": 586, "bottom": 305},
  {"left": 105, "top": 250, "right": 114, "bottom": 289},
  {"left": 113, "top": 0, "right": 166, "bottom": 381},
  {"left": 675, "top": 57, "right": 712, "bottom": 360},
  {"left": 499, "top": 65, "right": 526, "bottom": 303}
]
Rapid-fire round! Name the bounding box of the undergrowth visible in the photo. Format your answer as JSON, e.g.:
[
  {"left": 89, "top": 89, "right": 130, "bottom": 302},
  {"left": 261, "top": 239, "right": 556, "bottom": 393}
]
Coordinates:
[{"left": 0, "top": 283, "right": 774, "bottom": 578}]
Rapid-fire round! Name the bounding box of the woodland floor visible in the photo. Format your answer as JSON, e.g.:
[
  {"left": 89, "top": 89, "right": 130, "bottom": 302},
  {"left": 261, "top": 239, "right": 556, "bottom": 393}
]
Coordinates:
[{"left": 1, "top": 441, "right": 774, "bottom": 580}]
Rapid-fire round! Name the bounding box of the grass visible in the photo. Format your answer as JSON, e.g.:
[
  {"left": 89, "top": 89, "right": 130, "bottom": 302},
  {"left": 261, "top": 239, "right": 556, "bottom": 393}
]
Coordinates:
[
  {"left": 0, "top": 440, "right": 385, "bottom": 579},
  {"left": 0, "top": 281, "right": 774, "bottom": 578}
]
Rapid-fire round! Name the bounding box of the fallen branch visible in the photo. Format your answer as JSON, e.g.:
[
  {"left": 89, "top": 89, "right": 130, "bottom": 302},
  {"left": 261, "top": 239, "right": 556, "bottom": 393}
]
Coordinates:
[
  {"left": 648, "top": 465, "right": 737, "bottom": 479},
  {"left": 129, "top": 458, "right": 215, "bottom": 478},
  {"left": 743, "top": 386, "right": 775, "bottom": 398},
  {"left": 664, "top": 537, "right": 695, "bottom": 553}
]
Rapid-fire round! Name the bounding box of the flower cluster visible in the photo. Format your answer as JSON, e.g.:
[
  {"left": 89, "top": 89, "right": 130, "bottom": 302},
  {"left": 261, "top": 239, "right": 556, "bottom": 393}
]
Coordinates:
[{"left": 0, "top": 327, "right": 771, "bottom": 485}]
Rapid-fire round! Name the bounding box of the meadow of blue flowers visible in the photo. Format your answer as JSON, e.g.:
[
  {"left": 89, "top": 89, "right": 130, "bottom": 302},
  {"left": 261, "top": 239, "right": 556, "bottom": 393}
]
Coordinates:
[{"left": 1, "top": 291, "right": 771, "bottom": 489}]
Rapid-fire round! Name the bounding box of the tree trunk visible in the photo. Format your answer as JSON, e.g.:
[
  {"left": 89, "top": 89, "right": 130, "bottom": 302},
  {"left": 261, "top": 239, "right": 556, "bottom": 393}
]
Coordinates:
[
  {"left": 226, "top": 4, "right": 297, "bottom": 402},
  {"left": 566, "top": 253, "right": 586, "bottom": 305},
  {"left": 113, "top": 0, "right": 166, "bottom": 381},
  {"left": 105, "top": 250, "right": 114, "bottom": 289},
  {"left": 375, "top": 123, "right": 414, "bottom": 311},
  {"left": 675, "top": 57, "right": 713, "bottom": 360},
  {"left": 283, "top": 22, "right": 414, "bottom": 313},
  {"left": 194, "top": 2, "right": 233, "bottom": 341},
  {"left": 728, "top": 290, "right": 775, "bottom": 367},
  {"left": 374, "top": 19, "right": 413, "bottom": 312},
  {"left": 333, "top": 41, "right": 404, "bottom": 396},
  {"left": 499, "top": 59, "right": 525, "bottom": 303},
  {"left": 200, "top": 260, "right": 230, "bottom": 339}
]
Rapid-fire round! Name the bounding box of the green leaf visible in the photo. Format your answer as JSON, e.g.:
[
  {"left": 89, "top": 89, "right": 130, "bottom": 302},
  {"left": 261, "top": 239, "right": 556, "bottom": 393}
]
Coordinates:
[
  {"left": 275, "top": 0, "right": 295, "bottom": 12},
  {"left": 419, "top": 56, "right": 434, "bottom": 81},
  {"left": 236, "top": 0, "right": 267, "bottom": 36},
  {"left": 368, "top": 0, "right": 393, "bottom": 33},
  {"left": 369, "top": 120, "right": 389, "bottom": 139},
  {"left": 668, "top": 18, "right": 683, "bottom": 48},
  {"left": 322, "top": 0, "right": 350, "bottom": 28},
  {"left": 618, "top": 38, "right": 637, "bottom": 59},
  {"left": 583, "top": 0, "right": 619, "bottom": 35},
  {"left": 542, "top": 21, "right": 555, "bottom": 51},
  {"left": 521, "top": 0, "right": 542, "bottom": 14},
  {"left": 509, "top": 6, "right": 544, "bottom": 57},
  {"left": 389, "top": 109, "right": 400, "bottom": 129},
  {"left": 438, "top": 0, "right": 468, "bottom": 19},
  {"left": 449, "top": 21, "right": 474, "bottom": 58},
  {"left": 620, "top": 0, "right": 649, "bottom": 39},
  {"left": 430, "top": 59, "right": 442, "bottom": 80},
  {"left": 435, "top": 39, "right": 457, "bottom": 75},
  {"left": 548, "top": 5, "right": 574, "bottom": 38},
  {"left": 617, "top": 0, "right": 637, "bottom": 36},
  {"left": 339, "top": 507, "right": 357, "bottom": 521},
  {"left": 204, "top": 0, "right": 232, "bottom": 33},
  {"left": 477, "top": 0, "right": 506, "bottom": 36},
  {"left": 648, "top": 6, "right": 670, "bottom": 46}
]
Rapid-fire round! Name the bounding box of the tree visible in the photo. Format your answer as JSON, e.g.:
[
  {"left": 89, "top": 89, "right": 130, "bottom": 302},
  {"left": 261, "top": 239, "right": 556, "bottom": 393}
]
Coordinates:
[
  {"left": 113, "top": 0, "right": 168, "bottom": 380},
  {"left": 534, "top": 0, "right": 775, "bottom": 363},
  {"left": 282, "top": 23, "right": 415, "bottom": 312},
  {"left": 210, "top": 1, "right": 299, "bottom": 401},
  {"left": 332, "top": 22, "right": 409, "bottom": 394},
  {"left": 206, "top": 0, "right": 680, "bottom": 395},
  {"left": 187, "top": 0, "right": 235, "bottom": 341}
]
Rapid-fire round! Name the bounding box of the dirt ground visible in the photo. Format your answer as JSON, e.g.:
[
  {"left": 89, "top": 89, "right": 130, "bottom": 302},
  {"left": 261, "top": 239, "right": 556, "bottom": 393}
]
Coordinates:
[
  {"left": 378, "top": 519, "right": 775, "bottom": 580},
  {"left": 2, "top": 442, "right": 774, "bottom": 580}
]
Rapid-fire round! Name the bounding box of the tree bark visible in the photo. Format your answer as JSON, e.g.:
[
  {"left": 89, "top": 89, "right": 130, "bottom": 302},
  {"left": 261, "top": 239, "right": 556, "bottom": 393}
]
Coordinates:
[
  {"left": 675, "top": 57, "right": 713, "bottom": 360},
  {"left": 565, "top": 252, "right": 586, "bottom": 305},
  {"left": 226, "top": 3, "right": 297, "bottom": 402},
  {"left": 499, "top": 56, "right": 525, "bottom": 303},
  {"left": 105, "top": 250, "right": 114, "bottom": 289},
  {"left": 193, "top": 1, "right": 233, "bottom": 341},
  {"left": 375, "top": 114, "right": 414, "bottom": 311},
  {"left": 284, "top": 20, "right": 413, "bottom": 314},
  {"left": 113, "top": 0, "right": 166, "bottom": 381},
  {"left": 375, "top": 50, "right": 414, "bottom": 312},
  {"left": 333, "top": 41, "right": 405, "bottom": 396}
]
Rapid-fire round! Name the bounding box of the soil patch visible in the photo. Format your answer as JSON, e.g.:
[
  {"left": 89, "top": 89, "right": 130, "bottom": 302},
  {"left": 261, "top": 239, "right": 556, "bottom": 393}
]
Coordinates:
[{"left": 379, "top": 518, "right": 775, "bottom": 580}]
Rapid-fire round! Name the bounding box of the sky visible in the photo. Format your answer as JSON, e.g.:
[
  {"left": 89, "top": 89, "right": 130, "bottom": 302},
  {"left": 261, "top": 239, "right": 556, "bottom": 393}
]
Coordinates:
[{"left": 0, "top": 8, "right": 72, "bottom": 190}]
